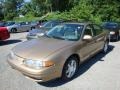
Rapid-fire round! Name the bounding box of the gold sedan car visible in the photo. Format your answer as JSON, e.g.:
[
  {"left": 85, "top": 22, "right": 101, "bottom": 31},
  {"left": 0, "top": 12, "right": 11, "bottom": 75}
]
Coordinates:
[{"left": 7, "top": 22, "right": 109, "bottom": 82}]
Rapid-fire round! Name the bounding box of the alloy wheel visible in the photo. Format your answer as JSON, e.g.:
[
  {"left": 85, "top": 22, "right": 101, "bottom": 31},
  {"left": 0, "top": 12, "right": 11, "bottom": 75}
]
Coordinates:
[
  {"left": 62, "top": 57, "right": 79, "bottom": 81},
  {"left": 65, "top": 60, "right": 77, "bottom": 78}
]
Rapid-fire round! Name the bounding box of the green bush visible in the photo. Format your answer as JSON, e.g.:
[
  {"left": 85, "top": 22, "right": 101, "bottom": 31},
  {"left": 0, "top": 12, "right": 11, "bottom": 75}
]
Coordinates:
[
  {"left": 14, "top": 16, "right": 41, "bottom": 22},
  {"left": 44, "top": 0, "right": 120, "bottom": 24},
  {"left": 44, "top": 1, "right": 102, "bottom": 24}
]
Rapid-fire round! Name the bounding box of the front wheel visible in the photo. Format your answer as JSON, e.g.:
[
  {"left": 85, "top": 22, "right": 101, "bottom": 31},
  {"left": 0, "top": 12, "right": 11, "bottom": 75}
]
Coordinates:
[
  {"left": 62, "top": 56, "right": 79, "bottom": 81},
  {"left": 11, "top": 28, "right": 17, "bottom": 33}
]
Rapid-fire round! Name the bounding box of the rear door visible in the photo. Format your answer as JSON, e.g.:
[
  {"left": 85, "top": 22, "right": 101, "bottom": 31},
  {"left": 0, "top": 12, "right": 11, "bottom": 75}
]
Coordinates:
[
  {"left": 92, "top": 24, "right": 105, "bottom": 51},
  {"left": 20, "top": 22, "right": 29, "bottom": 31},
  {"left": 79, "top": 24, "right": 97, "bottom": 62}
]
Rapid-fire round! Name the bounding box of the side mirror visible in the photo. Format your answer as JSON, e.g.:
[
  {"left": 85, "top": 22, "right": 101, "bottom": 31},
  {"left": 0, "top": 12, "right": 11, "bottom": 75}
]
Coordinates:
[{"left": 83, "top": 35, "right": 92, "bottom": 41}]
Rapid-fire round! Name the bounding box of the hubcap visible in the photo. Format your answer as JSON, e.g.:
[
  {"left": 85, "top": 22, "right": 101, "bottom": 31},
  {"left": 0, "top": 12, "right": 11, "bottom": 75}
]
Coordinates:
[
  {"left": 65, "top": 60, "right": 77, "bottom": 78},
  {"left": 104, "top": 43, "right": 108, "bottom": 53}
]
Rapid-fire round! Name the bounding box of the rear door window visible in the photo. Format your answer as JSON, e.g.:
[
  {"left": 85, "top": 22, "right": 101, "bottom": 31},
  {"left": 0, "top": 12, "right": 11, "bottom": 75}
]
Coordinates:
[{"left": 93, "top": 24, "right": 103, "bottom": 36}]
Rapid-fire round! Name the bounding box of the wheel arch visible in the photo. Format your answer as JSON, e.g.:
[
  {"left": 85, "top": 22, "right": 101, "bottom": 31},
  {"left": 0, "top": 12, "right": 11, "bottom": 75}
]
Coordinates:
[
  {"left": 61, "top": 53, "right": 80, "bottom": 80},
  {"left": 63, "top": 53, "right": 81, "bottom": 68},
  {"left": 11, "top": 28, "right": 17, "bottom": 32},
  {"left": 69, "top": 54, "right": 80, "bottom": 65}
]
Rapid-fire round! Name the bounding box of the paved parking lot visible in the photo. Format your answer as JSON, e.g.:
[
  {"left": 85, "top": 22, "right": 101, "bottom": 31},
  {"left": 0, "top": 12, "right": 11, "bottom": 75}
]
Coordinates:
[{"left": 0, "top": 32, "right": 120, "bottom": 90}]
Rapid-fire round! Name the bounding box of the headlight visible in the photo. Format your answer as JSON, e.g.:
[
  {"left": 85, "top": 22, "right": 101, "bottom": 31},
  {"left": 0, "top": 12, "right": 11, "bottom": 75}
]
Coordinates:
[
  {"left": 110, "top": 31, "right": 115, "bottom": 35},
  {"left": 23, "top": 60, "right": 54, "bottom": 69}
]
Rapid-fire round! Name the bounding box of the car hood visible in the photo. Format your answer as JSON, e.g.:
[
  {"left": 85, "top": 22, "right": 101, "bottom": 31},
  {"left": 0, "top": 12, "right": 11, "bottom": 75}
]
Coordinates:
[{"left": 12, "top": 36, "right": 74, "bottom": 60}]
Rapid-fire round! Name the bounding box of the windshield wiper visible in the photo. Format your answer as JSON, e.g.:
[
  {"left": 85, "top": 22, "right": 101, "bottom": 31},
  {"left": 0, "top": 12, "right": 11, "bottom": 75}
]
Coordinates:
[
  {"left": 45, "top": 34, "right": 65, "bottom": 40},
  {"left": 52, "top": 36, "right": 65, "bottom": 40}
]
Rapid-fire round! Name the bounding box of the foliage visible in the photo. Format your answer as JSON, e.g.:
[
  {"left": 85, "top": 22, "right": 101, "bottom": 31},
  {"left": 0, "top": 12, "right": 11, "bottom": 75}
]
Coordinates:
[
  {"left": 2, "top": 0, "right": 24, "bottom": 20},
  {"left": 44, "top": 0, "right": 120, "bottom": 24},
  {"left": 14, "top": 15, "right": 41, "bottom": 22},
  {"left": 0, "top": 0, "right": 120, "bottom": 23}
]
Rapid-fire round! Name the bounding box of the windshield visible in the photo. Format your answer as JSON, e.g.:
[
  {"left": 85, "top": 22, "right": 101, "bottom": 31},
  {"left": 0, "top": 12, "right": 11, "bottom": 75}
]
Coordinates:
[
  {"left": 103, "top": 22, "right": 119, "bottom": 30},
  {"left": 46, "top": 24, "right": 83, "bottom": 41},
  {"left": 43, "top": 21, "right": 61, "bottom": 28},
  {"left": 0, "top": 22, "right": 6, "bottom": 27}
]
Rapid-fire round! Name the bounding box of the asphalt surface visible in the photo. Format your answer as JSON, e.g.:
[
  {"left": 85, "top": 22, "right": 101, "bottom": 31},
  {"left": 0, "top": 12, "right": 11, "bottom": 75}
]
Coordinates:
[{"left": 0, "top": 32, "right": 120, "bottom": 90}]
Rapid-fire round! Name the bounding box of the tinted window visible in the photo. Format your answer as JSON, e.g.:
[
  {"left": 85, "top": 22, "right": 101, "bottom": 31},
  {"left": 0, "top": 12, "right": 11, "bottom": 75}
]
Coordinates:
[
  {"left": 5, "top": 22, "right": 15, "bottom": 26},
  {"left": 0, "top": 22, "right": 6, "bottom": 27},
  {"left": 43, "top": 21, "right": 62, "bottom": 28},
  {"left": 20, "top": 22, "right": 27, "bottom": 25}
]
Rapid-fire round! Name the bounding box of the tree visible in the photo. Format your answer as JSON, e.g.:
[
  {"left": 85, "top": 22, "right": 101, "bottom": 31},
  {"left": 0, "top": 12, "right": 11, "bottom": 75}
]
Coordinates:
[
  {"left": 0, "top": 0, "right": 4, "bottom": 20},
  {"left": 51, "top": 0, "right": 79, "bottom": 12},
  {"left": 45, "top": 0, "right": 120, "bottom": 23},
  {"left": 1, "top": 0, "right": 120, "bottom": 22},
  {"left": 3, "top": 0, "right": 24, "bottom": 20}
]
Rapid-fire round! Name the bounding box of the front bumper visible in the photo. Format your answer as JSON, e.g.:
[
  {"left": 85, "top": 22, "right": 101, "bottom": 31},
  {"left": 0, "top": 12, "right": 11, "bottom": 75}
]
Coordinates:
[{"left": 7, "top": 55, "right": 61, "bottom": 82}]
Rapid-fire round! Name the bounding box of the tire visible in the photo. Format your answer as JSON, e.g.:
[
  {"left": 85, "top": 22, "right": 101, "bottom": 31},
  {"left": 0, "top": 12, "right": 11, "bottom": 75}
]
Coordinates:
[
  {"left": 11, "top": 28, "right": 17, "bottom": 33},
  {"left": 102, "top": 41, "right": 109, "bottom": 54},
  {"left": 31, "top": 27, "right": 35, "bottom": 30},
  {"left": 116, "top": 34, "right": 119, "bottom": 41},
  {"left": 61, "top": 56, "right": 79, "bottom": 81}
]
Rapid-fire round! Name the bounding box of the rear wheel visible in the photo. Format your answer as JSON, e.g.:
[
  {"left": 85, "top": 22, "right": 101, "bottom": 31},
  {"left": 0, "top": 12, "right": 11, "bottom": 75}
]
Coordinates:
[
  {"left": 116, "top": 34, "right": 119, "bottom": 41},
  {"left": 31, "top": 27, "right": 35, "bottom": 30},
  {"left": 62, "top": 56, "right": 79, "bottom": 81},
  {"left": 102, "top": 41, "right": 109, "bottom": 54}
]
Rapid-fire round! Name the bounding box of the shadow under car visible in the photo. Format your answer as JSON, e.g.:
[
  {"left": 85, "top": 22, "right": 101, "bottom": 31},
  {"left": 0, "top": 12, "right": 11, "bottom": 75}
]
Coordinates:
[{"left": 0, "top": 39, "right": 22, "bottom": 46}]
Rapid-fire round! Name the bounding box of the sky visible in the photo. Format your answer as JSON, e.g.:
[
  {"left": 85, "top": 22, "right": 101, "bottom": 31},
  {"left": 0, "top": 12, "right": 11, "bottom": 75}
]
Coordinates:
[{"left": 24, "top": 0, "right": 31, "bottom": 2}]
